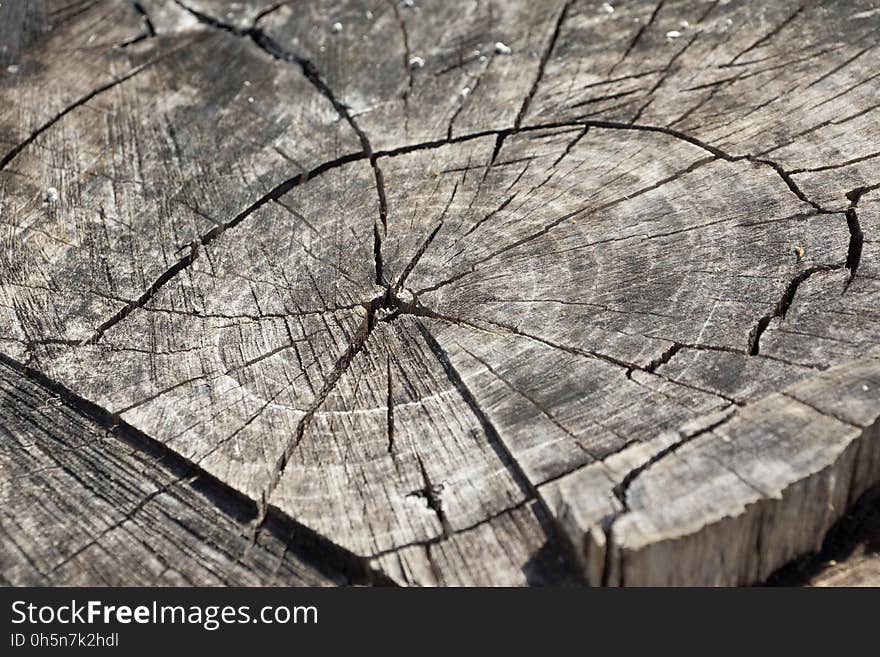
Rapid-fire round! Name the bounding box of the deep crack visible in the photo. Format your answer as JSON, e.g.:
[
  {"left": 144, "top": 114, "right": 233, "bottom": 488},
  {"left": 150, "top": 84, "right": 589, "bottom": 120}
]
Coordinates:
[
  {"left": 844, "top": 187, "right": 866, "bottom": 286},
  {"left": 747, "top": 264, "right": 843, "bottom": 356}
]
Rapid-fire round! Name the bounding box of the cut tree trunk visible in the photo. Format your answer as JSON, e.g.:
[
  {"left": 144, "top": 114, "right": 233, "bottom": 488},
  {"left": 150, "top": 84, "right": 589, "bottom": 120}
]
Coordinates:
[{"left": 1, "top": 0, "right": 879, "bottom": 586}]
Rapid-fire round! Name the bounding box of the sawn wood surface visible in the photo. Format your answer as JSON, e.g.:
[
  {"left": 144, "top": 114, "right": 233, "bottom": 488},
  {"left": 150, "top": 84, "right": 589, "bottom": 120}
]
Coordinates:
[{"left": 1, "top": 0, "right": 879, "bottom": 586}]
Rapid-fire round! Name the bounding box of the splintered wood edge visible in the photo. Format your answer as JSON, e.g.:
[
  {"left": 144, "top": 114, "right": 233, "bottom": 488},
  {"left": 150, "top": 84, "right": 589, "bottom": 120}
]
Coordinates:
[{"left": 541, "top": 348, "right": 880, "bottom": 586}]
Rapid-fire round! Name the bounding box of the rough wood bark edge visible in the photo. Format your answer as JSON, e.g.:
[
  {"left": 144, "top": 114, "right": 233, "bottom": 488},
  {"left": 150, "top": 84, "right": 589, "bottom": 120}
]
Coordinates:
[{"left": 542, "top": 348, "right": 880, "bottom": 586}]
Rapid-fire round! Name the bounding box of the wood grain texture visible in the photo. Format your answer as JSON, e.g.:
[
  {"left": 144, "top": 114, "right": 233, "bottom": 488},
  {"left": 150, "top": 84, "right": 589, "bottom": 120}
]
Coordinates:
[
  {"left": 2, "top": 0, "right": 879, "bottom": 586},
  {"left": 0, "top": 356, "right": 357, "bottom": 585},
  {"left": 769, "top": 486, "right": 880, "bottom": 587}
]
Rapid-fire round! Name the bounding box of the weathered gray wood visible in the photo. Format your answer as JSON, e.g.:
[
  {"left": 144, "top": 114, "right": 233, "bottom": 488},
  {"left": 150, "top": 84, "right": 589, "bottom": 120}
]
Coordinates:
[
  {"left": 542, "top": 349, "right": 880, "bottom": 586},
  {"left": 2, "top": 0, "right": 880, "bottom": 586},
  {"left": 0, "top": 356, "right": 357, "bottom": 585}
]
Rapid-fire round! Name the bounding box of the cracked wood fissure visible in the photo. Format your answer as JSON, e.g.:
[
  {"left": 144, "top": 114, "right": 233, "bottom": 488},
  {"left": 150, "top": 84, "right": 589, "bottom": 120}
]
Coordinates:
[{"left": 2, "top": 0, "right": 880, "bottom": 586}]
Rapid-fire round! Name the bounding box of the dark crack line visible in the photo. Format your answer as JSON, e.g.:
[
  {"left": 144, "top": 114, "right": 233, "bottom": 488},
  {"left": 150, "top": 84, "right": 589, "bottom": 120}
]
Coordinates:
[
  {"left": 551, "top": 125, "right": 589, "bottom": 167},
  {"left": 128, "top": 0, "right": 155, "bottom": 35},
  {"left": 0, "top": 47, "right": 183, "bottom": 171},
  {"left": 600, "top": 406, "right": 737, "bottom": 586},
  {"left": 608, "top": 0, "right": 666, "bottom": 76},
  {"left": 514, "top": 0, "right": 575, "bottom": 131},
  {"left": 373, "top": 222, "right": 385, "bottom": 286},
  {"left": 641, "top": 339, "right": 823, "bottom": 378},
  {"left": 368, "top": 497, "right": 540, "bottom": 560},
  {"left": 254, "top": 296, "right": 383, "bottom": 528},
  {"left": 611, "top": 409, "right": 737, "bottom": 511},
  {"left": 446, "top": 60, "right": 492, "bottom": 141},
  {"left": 413, "top": 321, "right": 559, "bottom": 526},
  {"left": 394, "top": 182, "right": 459, "bottom": 292},
  {"left": 747, "top": 156, "right": 831, "bottom": 213},
  {"left": 251, "top": 1, "right": 294, "bottom": 26},
  {"left": 789, "top": 149, "right": 880, "bottom": 175},
  {"left": 463, "top": 192, "right": 518, "bottom": 237},
  {"left": 644, "top": 342, "right": 683, "bottom": 373},
  {"left": 388, "top": 0, "right": 414, "bottom": 109},
  {"left": 727, "top": 5, "right": 806, "bottom": 66},
  {"left": 806, "top": 42, "right": 877, "bottom": 90},
  {"left": 408, "top": 455, "right": 452, "bottom": 537},
  {"left": 844, "top": 187, "right": 866, "bottom": 289},
  {"left": 697, "top": 0, "right": 722, "bottom": 24},
  {"left": 747, "top": 264, "right": 843, "bottom": 356},
  {"left": 630, "top": 33, "right": 699, "bottom": 124},
  {"left": 118, "top": 0, "right": 157, "bottom": 47},
  {"left": 481, "top": 0, "right": 573, "bottom": 165}
]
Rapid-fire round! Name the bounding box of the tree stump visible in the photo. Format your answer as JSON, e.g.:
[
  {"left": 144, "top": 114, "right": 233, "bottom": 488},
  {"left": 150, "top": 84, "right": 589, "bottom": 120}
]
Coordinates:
[{"left": 2, "top": 0, "right": 879, "bottom": 586}]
